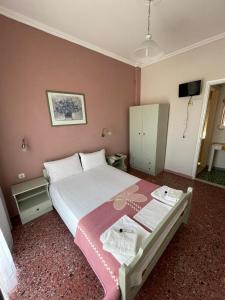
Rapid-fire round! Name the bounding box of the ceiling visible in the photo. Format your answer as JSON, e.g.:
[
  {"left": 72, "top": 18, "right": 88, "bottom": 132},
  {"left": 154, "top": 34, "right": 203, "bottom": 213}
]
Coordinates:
[{"left": 1, "top": 0, "right": 225, "bottom": 66}]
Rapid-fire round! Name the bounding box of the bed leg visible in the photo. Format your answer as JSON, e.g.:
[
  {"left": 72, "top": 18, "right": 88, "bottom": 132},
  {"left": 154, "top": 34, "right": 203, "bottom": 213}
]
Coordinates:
[
  {"left": 119, "top": 265, "right": 129, "bottom": 300},
  {"left": 183, "top": 205, "right": 190, "bottom": 224},
  {"left": 183, "top": 187, "right": 193, "bottom": 225}
]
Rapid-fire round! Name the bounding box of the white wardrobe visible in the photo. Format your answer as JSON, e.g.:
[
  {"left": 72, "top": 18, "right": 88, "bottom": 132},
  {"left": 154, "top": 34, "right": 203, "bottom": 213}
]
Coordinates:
[{"left": 129, "top": 104, "right": 169, "bottom": 176}]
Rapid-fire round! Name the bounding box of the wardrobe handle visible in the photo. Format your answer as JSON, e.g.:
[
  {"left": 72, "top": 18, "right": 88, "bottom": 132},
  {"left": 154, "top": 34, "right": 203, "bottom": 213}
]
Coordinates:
[
  {"left": 143, "top": 132, "right": 146, "bottom": 135},
  {"left": 138, "top": 132, "right": 141, "bottom": 135}
]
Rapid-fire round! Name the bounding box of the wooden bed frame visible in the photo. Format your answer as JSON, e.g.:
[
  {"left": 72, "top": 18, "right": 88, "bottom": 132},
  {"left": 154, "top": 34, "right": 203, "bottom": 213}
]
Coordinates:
[
  {"left": 44, "top": 166, "right": 192, "bottom": 299},
  {"left": 119, "top": 187, "right": 193, "bottom": 300}
]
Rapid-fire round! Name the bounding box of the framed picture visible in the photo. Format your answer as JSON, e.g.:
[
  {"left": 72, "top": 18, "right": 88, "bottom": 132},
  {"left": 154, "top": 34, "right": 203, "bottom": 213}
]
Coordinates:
[{"left": 46, "top": 91, "right": 87, "bottom": 126}]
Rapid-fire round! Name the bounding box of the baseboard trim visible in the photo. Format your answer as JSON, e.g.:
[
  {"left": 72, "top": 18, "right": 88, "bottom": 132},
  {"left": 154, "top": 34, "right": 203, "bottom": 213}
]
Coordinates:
[
  {"left": 212, "top": 166, "right": 225, "bottom": 172},
  {"left": 164, "top": 169, "right": 193, "bottom": 180},
  {"left": 195, "top": 178, "right": 225, "bottom": 190}
]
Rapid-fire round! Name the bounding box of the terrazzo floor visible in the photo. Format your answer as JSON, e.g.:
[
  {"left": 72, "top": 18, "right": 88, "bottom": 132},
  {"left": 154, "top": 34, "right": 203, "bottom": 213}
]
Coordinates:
[
  {"left": 12, "top": 170, "right": 225, "bottom": 300},
  {"left": 197, "top": 168, "right": 225, "bottom": 188}
]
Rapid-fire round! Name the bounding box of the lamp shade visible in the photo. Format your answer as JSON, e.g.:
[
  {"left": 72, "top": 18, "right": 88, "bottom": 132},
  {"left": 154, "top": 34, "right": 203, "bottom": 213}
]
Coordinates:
[{"left": 134, "top": 36, "right": 164, "bottom": 63}]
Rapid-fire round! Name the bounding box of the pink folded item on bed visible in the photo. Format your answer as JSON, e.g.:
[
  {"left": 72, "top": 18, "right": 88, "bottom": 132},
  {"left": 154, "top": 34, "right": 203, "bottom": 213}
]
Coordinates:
[{"left": 74, "top": 180, "right": 159, "bottom": 300}]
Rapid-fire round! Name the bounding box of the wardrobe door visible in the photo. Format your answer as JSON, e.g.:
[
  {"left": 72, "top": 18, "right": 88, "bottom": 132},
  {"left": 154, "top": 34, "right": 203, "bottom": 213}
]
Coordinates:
[
  {"left": 141, "top": 105, "right": 158, "bottom": 175},
  {"left": 129, "top": 106, "right": 143, "bottom": 170}
]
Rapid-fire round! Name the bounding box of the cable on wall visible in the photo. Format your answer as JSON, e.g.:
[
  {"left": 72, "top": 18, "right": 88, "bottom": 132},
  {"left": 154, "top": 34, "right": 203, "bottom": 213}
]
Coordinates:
[{"left": 183, "top": 96, "right": 193, "bottom": 138}]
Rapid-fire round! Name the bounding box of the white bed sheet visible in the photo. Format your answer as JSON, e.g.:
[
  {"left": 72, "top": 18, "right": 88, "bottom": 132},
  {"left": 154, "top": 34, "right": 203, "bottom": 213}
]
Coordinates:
[{"left": 49, "top": 165, "right": 139, "bottom": 236}]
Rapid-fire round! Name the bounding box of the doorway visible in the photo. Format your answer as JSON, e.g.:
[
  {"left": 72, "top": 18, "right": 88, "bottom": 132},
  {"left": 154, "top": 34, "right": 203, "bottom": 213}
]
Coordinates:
[{"left": 192, "top": 79, "right": 225, "bottom": 188}]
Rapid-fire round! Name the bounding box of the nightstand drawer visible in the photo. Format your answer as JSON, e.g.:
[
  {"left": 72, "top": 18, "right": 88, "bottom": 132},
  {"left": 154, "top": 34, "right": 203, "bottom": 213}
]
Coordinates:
[
  {"left": 19, "top": 193, "right": 52, "bottom": 224},
  {"left": 21, "top": 206, "right": 53, "bottom": 224}
]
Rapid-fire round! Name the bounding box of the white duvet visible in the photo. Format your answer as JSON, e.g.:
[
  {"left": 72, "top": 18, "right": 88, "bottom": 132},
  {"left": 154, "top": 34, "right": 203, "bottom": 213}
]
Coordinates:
[{"left": 49, "top": 165, "right": 139, "bottom": 236}]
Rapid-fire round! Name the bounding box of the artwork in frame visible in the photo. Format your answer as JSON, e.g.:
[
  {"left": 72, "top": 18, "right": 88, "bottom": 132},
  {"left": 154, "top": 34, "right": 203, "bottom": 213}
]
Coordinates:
[{"left": 46, "top": 91, "right": 87, "bottom": 126}]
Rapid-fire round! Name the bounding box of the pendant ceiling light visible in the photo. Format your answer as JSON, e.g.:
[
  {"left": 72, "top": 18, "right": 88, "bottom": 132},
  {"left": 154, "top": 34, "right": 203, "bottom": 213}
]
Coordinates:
[{"left": 134, "top": 0, "right": 164, "bottom": 63}]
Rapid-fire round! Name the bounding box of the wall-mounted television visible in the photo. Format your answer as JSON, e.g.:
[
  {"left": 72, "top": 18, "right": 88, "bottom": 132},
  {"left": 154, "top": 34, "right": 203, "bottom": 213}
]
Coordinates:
[{"left": 179, "top": 80, "right": 201, "bottom": 97}]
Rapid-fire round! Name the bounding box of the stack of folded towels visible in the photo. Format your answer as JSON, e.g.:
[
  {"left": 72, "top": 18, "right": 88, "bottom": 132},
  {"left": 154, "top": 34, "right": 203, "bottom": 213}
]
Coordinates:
[
  {"left": 102, "top": 229, "right": 138, "bottom": 257},
  {"left": 101, "top": 186, "right": 183, "bottom": 263},
  {"left": 100, "top": 215, "right": 150, "bottom": 265},
  {"left": 151, "top": 185, "right": 183, "bottom": 207},
  {"left": 134, "top": 186, "right": 184, "bottom": 232}
]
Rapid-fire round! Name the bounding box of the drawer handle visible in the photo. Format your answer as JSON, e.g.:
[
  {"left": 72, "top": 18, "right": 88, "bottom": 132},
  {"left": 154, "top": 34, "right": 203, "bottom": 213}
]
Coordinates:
[{"left": 36, "top": 208, "right": 40, "bottom": 211}]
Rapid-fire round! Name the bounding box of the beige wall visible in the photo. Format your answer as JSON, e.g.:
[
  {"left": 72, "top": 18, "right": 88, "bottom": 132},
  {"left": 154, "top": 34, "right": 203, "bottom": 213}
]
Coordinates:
[
  {"left": 212, "top": 85, "right": 225, "bottom": 168},
  {"left": 141, "top": 38, "right": 225, "bottom": 177}
]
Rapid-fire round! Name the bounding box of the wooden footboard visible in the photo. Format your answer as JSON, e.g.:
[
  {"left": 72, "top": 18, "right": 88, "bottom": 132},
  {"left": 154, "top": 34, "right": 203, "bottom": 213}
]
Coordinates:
[{"left": 119, "top": 187, "right": 193, "bottom": 300}]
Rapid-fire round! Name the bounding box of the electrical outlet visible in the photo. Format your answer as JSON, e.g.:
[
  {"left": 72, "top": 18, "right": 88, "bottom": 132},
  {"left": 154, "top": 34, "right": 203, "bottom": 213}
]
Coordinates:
[{"left": 18, "top": 173, "right": 25, "bottom": 179}]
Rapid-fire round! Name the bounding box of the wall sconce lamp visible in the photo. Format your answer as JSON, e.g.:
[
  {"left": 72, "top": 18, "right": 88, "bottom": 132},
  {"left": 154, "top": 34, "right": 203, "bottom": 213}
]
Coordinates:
[
  {"left": 21, "top": 138, "right": 28, "bottom": 152},
  {"left": 101, "top": 128, "right": 112, "bottom": 137}
]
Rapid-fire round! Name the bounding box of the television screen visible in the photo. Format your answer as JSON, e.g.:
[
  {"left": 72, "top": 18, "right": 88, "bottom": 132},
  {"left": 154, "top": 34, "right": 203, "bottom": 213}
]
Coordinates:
[{"left": 179, "top": 80, "right": 201, "bottom": 97}]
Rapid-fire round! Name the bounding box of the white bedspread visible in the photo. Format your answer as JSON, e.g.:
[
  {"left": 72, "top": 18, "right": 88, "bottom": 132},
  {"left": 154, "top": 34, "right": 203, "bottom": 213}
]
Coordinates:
[{"left": 49, "top": 165, "right": 139, "bottom": 236}]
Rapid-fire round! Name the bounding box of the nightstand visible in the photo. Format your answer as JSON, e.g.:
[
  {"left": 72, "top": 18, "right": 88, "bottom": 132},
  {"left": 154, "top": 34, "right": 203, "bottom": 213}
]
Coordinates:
[
  {"left": 11, "top": 177, "right": 52, "bottom": 224},
  {"left": 107, "top": 154, "right": 127, "bottom": 171}
]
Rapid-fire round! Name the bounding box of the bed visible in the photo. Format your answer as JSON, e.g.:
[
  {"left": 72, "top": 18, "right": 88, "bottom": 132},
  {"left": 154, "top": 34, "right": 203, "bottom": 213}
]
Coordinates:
[{"left": 48, "top": 164, "right": 192, "bottom": 300}]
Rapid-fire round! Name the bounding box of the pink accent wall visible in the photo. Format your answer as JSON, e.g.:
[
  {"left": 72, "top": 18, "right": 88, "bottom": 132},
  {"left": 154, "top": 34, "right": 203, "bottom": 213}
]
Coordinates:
[{"left": 0, "top": 15, "right": 140, "bottom": 216}]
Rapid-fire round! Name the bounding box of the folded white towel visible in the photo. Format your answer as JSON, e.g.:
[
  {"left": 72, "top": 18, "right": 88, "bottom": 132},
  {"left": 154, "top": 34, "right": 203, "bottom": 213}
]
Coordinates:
[
  {"left": 151, "top": 186, "right": 183, "bottom": 206},
  {"left": 134, "top": 199, "right": 171, "bottom": 231},
  {"left": 103, "top": 229, "right": 138, "bottom": 257},
  {"left": 100, "top": 215, "right": 150, "bottom": 265}
]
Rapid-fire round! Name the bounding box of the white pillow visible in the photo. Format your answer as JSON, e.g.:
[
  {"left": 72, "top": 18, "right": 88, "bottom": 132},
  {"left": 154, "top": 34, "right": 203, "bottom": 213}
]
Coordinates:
[
  {"left": 44, "top": 153, "right": 83, "bottom": 182},
  {"left": 79, "top": 149, "right": 107, "bottom": 171}
]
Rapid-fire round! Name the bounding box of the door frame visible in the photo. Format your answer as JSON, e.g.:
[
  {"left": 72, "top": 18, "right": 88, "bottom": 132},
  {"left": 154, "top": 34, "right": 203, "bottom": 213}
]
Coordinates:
[{"left": 192, "top": 78, "right": 225, "bottom": 179}]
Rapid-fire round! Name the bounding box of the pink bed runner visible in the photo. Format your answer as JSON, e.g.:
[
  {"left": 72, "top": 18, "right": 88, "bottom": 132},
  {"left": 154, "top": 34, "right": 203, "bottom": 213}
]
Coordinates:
[{"left": 74, "top": 180, "right": 158, "bottom": 300}]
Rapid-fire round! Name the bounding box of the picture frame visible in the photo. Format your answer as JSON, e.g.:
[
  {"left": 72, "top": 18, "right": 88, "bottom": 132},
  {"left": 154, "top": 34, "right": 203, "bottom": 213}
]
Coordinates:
[{"left": 46, "top": 90, "right": 87, "bottom": 126}]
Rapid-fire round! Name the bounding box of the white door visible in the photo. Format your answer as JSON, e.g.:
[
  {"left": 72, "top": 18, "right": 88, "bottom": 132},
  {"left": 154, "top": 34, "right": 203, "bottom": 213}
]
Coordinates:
[
  {"left": 142, "top": 105, "right": 158, "bottom": 174},
  {"left": 129, "top": 106, "right": 143, "bottom": 170}
]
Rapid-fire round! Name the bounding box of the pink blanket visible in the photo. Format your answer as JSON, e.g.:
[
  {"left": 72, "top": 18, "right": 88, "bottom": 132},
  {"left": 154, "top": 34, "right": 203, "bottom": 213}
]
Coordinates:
[{"left": 74, "top": 180, "right": 158, "bottom": 300}]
